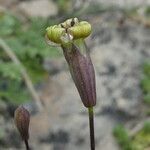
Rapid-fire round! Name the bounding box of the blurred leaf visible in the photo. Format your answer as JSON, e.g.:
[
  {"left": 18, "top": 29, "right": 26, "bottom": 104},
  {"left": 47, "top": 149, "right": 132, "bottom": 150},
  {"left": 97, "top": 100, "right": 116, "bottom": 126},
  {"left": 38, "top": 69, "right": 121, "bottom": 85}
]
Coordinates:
[
  {"left": 29, "top": 17, "right": 50, "bottom": 34},
  {"left": 0, "top": 62, "right": 21, "bottom": 81},
  {"left": 144, "top": 94, "right": 150, "bottom": 105},
  {"left": 5, "top": 37, "right": 25, "bottom": 56},
  {"left": 132, "top": 122, "right": 150, "bottom": 150},
  {"left": 141, "top": 77, "right": 150, "bottom": 94},
  {"left": 143, "top": 62, "right": 150, "bottom": 77},
  {"left": 0, "top": 80, "right": 31, "bottom": 104},
  {"left": 143, "top": 122, "right": 150, "bottom": 134},
  {"left": 56, "top": 0, "right": 71, "bottom": 14},
  {"left": 145, "top": 6, "right": 150, "bottom": 16},
  {"left": 113, "top": 125, "right": 134, "bottom": 150},
  {"left": 0, "top": 13, "right": 21, "bottom": 36}
]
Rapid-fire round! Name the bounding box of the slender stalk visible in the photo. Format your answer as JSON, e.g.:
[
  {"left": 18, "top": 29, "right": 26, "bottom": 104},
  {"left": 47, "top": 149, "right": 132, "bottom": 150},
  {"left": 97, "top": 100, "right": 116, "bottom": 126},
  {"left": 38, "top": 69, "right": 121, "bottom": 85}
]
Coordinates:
[
  {"left": 88, "top": 107, "right": 95, "bottom": 150},
  {"left": 24, "top": 140, "right": 30, "bottom": 150}
]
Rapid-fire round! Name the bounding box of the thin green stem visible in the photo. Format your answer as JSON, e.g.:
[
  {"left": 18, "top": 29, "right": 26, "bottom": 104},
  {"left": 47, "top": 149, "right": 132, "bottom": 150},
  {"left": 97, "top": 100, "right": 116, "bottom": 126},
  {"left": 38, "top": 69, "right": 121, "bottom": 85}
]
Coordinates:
[
  {"left": 88, "top": 107, "right": 95, "bottom": 150},
  {"left": 24, "top": 140, "right": 30, "bottom": 150}
]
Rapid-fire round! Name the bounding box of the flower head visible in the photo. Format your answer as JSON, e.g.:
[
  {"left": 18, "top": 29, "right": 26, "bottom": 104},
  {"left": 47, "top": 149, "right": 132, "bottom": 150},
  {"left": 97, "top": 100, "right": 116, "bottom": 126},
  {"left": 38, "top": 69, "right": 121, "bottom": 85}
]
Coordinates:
[
  {"left": 46, "top": 18, "right": 91, "bottom": 44},
  {"left": 46, "top": 18, "right": 96, "bottom": 108}
]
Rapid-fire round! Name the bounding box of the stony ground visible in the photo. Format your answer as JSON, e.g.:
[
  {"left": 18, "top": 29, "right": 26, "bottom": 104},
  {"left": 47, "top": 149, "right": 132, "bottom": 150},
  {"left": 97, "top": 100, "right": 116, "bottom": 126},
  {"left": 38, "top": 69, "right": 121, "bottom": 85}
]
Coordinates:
[{"left": 0, "top": 0, "right": 150, "bottom": 150}]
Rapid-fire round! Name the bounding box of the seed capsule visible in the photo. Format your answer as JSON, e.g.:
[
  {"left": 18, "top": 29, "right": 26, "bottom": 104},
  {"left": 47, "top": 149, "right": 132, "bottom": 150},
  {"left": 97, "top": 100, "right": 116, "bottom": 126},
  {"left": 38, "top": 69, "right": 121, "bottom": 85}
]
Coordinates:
[{"left": 14, "top": 106, "right": 30, "bottom": 141}]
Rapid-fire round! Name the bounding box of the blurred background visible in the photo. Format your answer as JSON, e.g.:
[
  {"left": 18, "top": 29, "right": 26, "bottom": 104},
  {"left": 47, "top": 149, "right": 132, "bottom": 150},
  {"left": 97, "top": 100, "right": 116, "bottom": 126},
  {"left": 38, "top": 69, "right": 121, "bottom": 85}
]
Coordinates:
[{"left": 0, "top": 0, "right": 150, "bottom": 150}]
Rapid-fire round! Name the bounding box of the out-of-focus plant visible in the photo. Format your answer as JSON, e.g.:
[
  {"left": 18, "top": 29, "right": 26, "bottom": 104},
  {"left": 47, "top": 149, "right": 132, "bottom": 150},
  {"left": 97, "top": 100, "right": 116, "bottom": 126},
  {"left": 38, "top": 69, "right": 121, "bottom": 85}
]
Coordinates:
[
  {"left": 56, "top": 0, "right": 72, "bottom": 14},
  {"left": 46, "top": 18, "right": 96, "bottom": 150},
  {"left": 113, "top": 125, "right": 134, "bottom": 150},
  {"left": 132, "top": 121, "right": 150, "bottom": 150},
  {"left": 141, "top": 62, "right": 150, "bottom": 105},
  {"left": 0, "top": 12, "right": 61, "bottom": 105},
  {"left": 113, "top": 123, "right": 150, "bottom": 150}
]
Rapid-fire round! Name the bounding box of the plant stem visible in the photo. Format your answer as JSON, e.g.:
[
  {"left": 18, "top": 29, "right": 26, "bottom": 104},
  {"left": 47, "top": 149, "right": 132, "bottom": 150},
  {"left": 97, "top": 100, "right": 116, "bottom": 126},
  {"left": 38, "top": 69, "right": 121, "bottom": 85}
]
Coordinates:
[
  {"left": 24, "top": 140, "right": 30, "bottom": 150},
  {"left": 88, "top": 107, "right": 95, "bottom": 150}
]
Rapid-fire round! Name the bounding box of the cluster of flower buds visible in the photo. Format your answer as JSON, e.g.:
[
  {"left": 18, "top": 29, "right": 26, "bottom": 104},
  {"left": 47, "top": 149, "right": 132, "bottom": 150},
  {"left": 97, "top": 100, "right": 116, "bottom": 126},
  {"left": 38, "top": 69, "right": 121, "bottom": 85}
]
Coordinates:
[{"left": 46, "top": 18, "right": 96, "bottom": 108}]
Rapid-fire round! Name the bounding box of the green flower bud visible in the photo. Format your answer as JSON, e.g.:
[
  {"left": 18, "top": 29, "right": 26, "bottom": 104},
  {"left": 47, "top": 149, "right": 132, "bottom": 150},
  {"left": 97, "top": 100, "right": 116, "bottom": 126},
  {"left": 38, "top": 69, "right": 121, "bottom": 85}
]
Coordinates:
[
  {"left": 69, "top": 21, "right": 91, "bottom": 40},
  {"left": 14, "top": 106, "right": 30, "bottom": 141},
  {"left": 46, "top": 25, "right": 65, "bottom": 44},
  {"left": 46, "top": 18, "right": 91, "bottom": 44}
]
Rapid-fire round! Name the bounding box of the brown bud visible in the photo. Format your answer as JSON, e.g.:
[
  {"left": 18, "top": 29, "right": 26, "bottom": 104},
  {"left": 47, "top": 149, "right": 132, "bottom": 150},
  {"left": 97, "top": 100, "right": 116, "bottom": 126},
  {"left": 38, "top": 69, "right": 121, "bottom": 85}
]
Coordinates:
[
  {"left": 61, "top": 41, "right": 96, "bottom": 107},
  {"left": 14, "top": 106, "right": 30, "bottom": 141}
]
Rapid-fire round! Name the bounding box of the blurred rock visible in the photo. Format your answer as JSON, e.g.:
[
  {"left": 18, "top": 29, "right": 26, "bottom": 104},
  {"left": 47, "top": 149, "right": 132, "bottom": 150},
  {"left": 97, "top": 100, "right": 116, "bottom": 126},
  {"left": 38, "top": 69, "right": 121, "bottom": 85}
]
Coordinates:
[
  {"left": 71, "top": 0, "right": 150, "bottom": 12},
  {"left": 43, "top": 58, "right": 66, "bottom": 75},
  {"left": 93, "top": 0, "right": 150, "bottom": 8},
  {"left": 18, "top": 0, "right": 58, "bottom": 18},
  {"left": 0, "top": 0, "right": 18, "bottom": 8},
  {"left": 0, "top": 100, "right": 7, "bottom": 115}
]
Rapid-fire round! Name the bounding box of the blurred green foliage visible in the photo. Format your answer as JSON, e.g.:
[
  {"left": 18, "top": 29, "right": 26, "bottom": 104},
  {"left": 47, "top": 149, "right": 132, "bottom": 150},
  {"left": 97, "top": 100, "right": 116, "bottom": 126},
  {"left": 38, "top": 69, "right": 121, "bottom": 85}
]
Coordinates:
[
  {"left": 145, "top": 6, "right": 150, "bottom": 16},
  {"left": 0, "top": 128, "right": 5, "bottom": 143},
  {"left": 141, "top": 62, "right": 150, "bottom": 105},
  {"left": 113, "top": 125, "right": 134, "bottom": 150},
  {"left": 114, "top": 122, "right": 150, "bottom": 150},
  {"left": 144, "top": 94, "right": 150, "bottom": 105},
  {"left": 56, "top": 0, "right": 71, "bottom": 14},
  {"left": 0, "top": 13, "right": 61, "bottom": 104},
  {"left": 132, "top": 122, "right": 150, "bottom": 150},
  {"left": 143, "top": 63, "right": 150, "bottom": 78}
]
